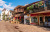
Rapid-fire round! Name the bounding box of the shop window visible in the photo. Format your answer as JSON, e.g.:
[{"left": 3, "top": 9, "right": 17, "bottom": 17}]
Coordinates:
[
  {"left": 45, "top": 16, "right": 50, "bottom": 22},
  {"left": 31, "top": 17, "right": 38, "bottom": 23}
]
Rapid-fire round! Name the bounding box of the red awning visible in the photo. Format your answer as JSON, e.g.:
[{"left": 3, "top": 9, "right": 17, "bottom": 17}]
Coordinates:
[
  {"left": 30, "top": 12, "right": 50, "bottom": 16},
  {"left": 30, "top": 14, "right": 38, "bottom": 16}
]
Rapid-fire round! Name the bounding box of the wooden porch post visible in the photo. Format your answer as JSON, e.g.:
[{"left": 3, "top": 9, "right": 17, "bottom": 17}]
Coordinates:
[
  {"left": 30, "top": 17, "right": 31, "bottom": 24},
  {"left": 38, "top": 16, "right": 40, "bottom": 25},
  {"left": 29, "top": 14, "right": 31, "bottom": 24},
  {"left": 43, "top": 16, "right": 45, "bottom": 25}
]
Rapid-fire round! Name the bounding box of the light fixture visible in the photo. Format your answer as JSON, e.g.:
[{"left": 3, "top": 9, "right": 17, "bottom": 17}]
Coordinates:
[{"left": 24, "top": 11, "right": 26, "bottom": 14}]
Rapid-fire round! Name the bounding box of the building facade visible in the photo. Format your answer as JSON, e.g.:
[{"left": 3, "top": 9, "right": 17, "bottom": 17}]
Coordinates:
[
  {"left": 13, "top": 5, "right": 24, "bottom": 24},
  {"left": 23, "top": 0, "right": 50, "bottom": 26},
  {"left": 7, "top": 10, "right": 14, "bottom": 21},
  {"left": 1, "top": 8, "right": 13, "bottom": 21},
  {"left": 1, "top": 8, "right": 9, "bottom": 20}
]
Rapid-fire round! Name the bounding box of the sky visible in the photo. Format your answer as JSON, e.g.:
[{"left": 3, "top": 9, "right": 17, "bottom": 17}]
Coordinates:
[{"left": 0, "top": 0, "right": 40, "bottom": 14}]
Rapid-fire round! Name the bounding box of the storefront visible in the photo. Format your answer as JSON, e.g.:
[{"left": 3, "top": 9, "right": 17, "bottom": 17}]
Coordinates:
[
  {"left": 45, "top": 16, "right": 50, "bottom": 26},
  {"left": 14, "top": 16, "right": 24, "bottom": 24},
  {"left": 12, "top": 12, "right": 24, "bottom": 24},
  {"left": 30, "top": 17, "right": 38, "bottom": 25},
  {"left": 24, "top": 15, "right": 30, "bottom": 25},
  {"left": 30, "top": 11, "right": 50, "bottom": 26}
]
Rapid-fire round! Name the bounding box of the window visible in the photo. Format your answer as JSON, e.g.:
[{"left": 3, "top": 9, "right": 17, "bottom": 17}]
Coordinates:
[
  {"left": 10, "top": 12, "right": 11, "bottom": 13},
  {"left": 45, "top": 0, "right": 50, "bottom": 10},
  {"left": 31, "top": 17, "right": 38, "bottom": 23},
  {"left": 45, "top": 16, "right": 50, "bottom": 22}
]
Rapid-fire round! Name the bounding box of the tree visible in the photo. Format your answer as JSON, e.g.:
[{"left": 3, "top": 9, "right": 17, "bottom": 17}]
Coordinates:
[{"left": 2, "top": 12, "right": 5, "bottom": 20}]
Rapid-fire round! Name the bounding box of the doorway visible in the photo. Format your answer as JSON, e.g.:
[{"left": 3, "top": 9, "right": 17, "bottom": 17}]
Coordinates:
[{"left": 40, "top": 17, "right": 43, "bottom": 26}]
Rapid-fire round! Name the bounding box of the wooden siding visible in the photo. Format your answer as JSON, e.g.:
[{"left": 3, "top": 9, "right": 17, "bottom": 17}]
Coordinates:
[{"left": 14, "top": 8, "right": 24, "bottom": 13}]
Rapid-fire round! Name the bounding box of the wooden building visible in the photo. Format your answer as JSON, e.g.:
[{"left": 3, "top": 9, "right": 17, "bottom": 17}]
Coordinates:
[
  {"left": 23, "top": 1, "right": 45, "bottom": 25},
  {"left": 11, "top": 0, "right": 50, "bottom": 26},
  {"left": 13, "top": 5, "right": 24, "bottom": 24},
  {"left": 24, "top": 1, "right": 50, "bottom": 26}
]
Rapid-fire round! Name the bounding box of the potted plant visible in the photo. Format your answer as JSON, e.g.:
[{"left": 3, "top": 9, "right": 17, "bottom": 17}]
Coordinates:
[{"left": 15, "top": 19, "right": 20, "bottom": 24}]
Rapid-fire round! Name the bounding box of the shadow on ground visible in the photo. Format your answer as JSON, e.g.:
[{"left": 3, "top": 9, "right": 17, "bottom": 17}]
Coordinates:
[
  {"left": 43, "top": 27, "right": 50, "bottom": 31},
  {"left": 36, "top": 26, "right": 50, "bottom": 31},
  {"left": 14, "top": 26, "right": 23, "bottom": 32},
  {"left": 15, "top": 26, "right": 19, "bottom": 29}
]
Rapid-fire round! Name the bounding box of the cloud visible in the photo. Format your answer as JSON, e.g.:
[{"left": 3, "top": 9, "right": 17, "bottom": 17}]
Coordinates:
[
  {"left": 0, "top": 0, "right": 2, "bottom": 1},
  {"left": 0, "top": 8, "right": 3, "bottom": 11},
  {"left": 0, "top": 0, "right": 6, "bottom": 6},
  {"left": 3, "top": 3, "right": 14, "bottom": 10},
  {"left": 0, "top": 0, "right": 15, "bottom": 11}
]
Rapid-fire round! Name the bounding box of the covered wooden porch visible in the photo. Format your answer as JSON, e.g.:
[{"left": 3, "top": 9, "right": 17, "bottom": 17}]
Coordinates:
[{"left": 30, "top": 11, "right": 50, "bottom": 26}]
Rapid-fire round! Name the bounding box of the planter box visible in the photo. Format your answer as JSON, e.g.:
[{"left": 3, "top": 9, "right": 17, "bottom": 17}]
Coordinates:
[{"left": 30, "top": 23, "right": 37, "bottom": 25}]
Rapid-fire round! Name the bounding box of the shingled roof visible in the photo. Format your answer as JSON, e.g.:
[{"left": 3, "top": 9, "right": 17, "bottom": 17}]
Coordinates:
[
  {"left": 2, "top": 8, "right": 6, "bottom": 11},
  {"left": 14, "top": 5, "right": 24, "bottom": 10}
]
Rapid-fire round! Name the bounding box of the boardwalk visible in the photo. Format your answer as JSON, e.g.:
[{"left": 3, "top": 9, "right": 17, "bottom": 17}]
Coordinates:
[{"left": 0, "top": 21, "right": 50, "bottom": 32}]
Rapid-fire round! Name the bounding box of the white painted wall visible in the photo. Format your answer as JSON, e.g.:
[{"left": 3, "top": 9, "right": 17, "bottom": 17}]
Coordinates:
[
  {"left": 24, "top": 15, "right": 30, "bottom": 24},
  {"left": 1, "top": 11, "right": 5, "bottom": 20},
  {"left": 9, "top": 11, "right": 12, "bottom": 18},
  {"left": 1, "top": 9, "right": 9, "bottom": 20}
]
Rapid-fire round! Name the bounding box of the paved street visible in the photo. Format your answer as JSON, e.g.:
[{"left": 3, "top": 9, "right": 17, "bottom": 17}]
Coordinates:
[
  {"left": 0, "top": 21, "right": 19, "bottom": 32},
  {"left": 0, "top": 21, "right": 50, "bottom": 32}
]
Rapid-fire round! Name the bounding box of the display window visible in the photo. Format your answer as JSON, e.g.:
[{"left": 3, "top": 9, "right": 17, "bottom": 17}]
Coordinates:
[
  {"left": 45, "top": 16, "right": 50, "bottom": 26},
  {"left": 31, "top": 17, "right": 38, "bottom": 23},
  {"left": 45, "top": 16, "right": 50, "bottom": 22}
]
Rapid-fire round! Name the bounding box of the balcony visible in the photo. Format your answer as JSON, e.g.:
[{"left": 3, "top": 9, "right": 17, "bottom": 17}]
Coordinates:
[{"left": 14, "top": 9, "right": 24, "bottom": 13}]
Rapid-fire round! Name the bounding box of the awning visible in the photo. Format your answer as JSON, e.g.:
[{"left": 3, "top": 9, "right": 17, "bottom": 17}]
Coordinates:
[{"left": 30, "top": 10, "right": 50, "bottom": 16}]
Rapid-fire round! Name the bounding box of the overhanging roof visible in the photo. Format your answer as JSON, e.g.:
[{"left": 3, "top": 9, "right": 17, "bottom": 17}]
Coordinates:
[{"left": 31, "top": 10, "right": 50, "bottom": 14}]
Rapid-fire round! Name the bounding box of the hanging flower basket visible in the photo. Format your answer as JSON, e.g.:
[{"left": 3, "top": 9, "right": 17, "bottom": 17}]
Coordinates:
[
  {"left": 35, "top": 3, "right": 38, "bottom": 6},
  {"left": 39, "top": 1, "right": 43, "bottom": 6},
  {"left": 27, "top": 7, "right": 29, "bottom": 10},
  {"left": 29, "top": 5, "right": 34, "bottom": 10}
]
